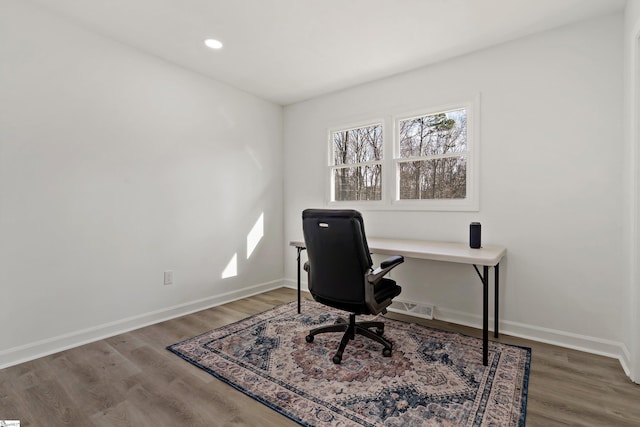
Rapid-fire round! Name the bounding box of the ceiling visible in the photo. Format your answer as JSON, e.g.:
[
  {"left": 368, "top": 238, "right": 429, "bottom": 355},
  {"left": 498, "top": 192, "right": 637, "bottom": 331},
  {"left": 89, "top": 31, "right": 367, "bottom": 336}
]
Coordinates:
[{"left": 31, "top": 0, "right": 626, "bottom": 105}]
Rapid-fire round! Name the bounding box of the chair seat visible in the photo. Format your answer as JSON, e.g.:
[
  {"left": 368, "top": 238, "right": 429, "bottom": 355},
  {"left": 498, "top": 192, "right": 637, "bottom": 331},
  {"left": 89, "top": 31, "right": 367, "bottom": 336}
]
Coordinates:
[{"left": 374, "top": 278, "right": 402, "bottom": 303}]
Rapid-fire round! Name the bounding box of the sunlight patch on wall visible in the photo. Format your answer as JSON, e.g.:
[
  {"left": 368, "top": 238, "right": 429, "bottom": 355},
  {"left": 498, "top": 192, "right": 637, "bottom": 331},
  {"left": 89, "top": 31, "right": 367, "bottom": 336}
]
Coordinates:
[
  {"left": 246, "top": 212, "right": 264, "bottom": 259},
  {"left": 221, "top": 253, "right": 237, "bottom": 279}
]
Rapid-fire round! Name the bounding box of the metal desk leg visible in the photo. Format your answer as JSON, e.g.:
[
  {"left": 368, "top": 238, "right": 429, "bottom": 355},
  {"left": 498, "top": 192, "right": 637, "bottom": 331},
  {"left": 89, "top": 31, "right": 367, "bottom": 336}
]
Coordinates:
[
  {"left": 296, "top": 247, "right": 302, "bottom": 314},
  {"left": 474, "top": 264, "right": 490, "bottom": 366},
  {"left": 495, "top": 263, "right": 499, "bottom": 338},
  {"left": 483, "top": 266, "right": 489, "bottom": 366}
]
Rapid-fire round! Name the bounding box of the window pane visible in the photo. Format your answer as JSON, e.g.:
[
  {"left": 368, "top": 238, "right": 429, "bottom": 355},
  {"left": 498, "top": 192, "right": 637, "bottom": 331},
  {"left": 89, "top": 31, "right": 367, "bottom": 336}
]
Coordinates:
[
  {"left": 398, "top": 157, "right": 466, "bottom": 200},
  {"left": 399, "top": 109, "right": 466, "bottom": 158},
  {"left": 334, "top": 165, "right": 382, "bottom": 201},
  {"left": 333, "top": 124, "right": 383, "bottom": 166}
]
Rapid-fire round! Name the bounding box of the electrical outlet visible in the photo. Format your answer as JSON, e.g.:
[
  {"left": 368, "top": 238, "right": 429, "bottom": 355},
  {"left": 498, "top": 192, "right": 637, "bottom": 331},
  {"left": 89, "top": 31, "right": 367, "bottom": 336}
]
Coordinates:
[{"left": 164, "top": 270, "right": 174, "bottom": 286}]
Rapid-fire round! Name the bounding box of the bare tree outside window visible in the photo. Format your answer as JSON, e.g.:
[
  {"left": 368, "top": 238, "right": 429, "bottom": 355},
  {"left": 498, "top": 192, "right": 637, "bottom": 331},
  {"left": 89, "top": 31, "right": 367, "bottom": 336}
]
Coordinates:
[
  {"left": 397, "top": 109, "right": 467, "bottom": 200},
  {"left": 326, "top": 102, "right": 476, "bottom": 210},
  {"left": 331, "top": 124, "right": 383, "bottom": 201}
]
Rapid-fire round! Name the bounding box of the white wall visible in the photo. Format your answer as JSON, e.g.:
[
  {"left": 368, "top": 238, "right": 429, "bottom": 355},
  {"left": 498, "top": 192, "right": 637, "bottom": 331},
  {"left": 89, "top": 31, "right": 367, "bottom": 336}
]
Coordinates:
[
  {"left": 0, "top": 0, "right": 283, "bottom": 367},
  {"left": 624, "top": 0, "right": 640, "bottom": 383},
  {"left": 0, "top": 0, "right": 631, "bottom": 377},
  {"left": 284, "top": 14, "right": 626, "bottom": 364}
]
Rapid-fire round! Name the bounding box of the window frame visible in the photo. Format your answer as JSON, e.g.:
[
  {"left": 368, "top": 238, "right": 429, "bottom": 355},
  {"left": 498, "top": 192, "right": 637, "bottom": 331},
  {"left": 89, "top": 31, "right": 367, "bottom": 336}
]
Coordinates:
[
  {"left": 392, "top": 98, "right": 479, "bottom": 211},
  {"left": 327, "top": 119, "right": 386, "bottom": 207},
  {"left": 325, "top": 95, "right": 479, "bottom": 212}
]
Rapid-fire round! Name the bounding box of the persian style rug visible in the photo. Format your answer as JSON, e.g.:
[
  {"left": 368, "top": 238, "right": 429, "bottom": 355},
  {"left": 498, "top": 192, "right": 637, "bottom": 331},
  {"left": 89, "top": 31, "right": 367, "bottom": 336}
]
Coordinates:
[{"left": 168, "top": 300, "right": 530, "bottom": 426}]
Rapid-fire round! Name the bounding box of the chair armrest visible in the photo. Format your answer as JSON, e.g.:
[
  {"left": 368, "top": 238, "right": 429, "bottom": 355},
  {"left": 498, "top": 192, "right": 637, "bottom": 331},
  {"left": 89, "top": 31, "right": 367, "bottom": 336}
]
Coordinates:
[
  {"left": 381, "top": 255, "right": 404, "bottom": 269},
  {"left": 367, "top": 255, "right": 404, "bottom": 283}
]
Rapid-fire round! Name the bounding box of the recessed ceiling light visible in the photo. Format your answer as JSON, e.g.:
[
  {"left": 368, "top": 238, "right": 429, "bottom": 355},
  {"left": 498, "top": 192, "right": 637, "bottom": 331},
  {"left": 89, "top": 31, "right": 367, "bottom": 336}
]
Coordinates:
[{"left": 204, "top": 39, "right": 223, "bottom": 50}]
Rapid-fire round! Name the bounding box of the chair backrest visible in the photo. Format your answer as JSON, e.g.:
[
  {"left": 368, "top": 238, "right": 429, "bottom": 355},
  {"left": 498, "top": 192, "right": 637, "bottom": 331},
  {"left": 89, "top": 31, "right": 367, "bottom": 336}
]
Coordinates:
[{"left": 302, "top": 209, "right": 373, "bottom": 308}]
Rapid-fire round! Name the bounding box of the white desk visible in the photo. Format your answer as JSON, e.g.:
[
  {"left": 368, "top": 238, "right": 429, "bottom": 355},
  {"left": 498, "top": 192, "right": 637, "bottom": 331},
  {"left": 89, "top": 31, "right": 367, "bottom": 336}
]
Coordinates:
[{"left": 289, "top": 238, "right": 506, "bottom": 366}]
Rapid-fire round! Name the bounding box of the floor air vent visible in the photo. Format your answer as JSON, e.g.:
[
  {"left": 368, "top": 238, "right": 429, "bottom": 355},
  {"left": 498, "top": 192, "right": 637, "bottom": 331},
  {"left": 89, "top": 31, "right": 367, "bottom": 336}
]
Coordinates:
[{"left": 387, "top": 300, "right": 434, "bottom": 320}]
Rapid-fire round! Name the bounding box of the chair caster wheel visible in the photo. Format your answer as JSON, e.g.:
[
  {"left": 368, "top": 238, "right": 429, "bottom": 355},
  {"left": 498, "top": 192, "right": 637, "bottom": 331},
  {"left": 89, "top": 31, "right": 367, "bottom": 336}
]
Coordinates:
[
  {"left": 383, "top": 348, "right": 392, "bottom": 357},
  {"left": 376, "top": 327, "right": 384, "bottom": 336},
  {"left": 305, "top": 335, "right": 314, "bottom": 343},
  {"left": 333, "top": 354, "right": 342, "bottom": 364}
]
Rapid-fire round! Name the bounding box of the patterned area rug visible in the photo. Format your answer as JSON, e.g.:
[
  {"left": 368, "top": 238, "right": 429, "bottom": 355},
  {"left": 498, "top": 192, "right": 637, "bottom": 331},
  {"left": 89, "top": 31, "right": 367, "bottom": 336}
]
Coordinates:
[{"left": 168, "top": 300, "right": 530, "bottom": 426}]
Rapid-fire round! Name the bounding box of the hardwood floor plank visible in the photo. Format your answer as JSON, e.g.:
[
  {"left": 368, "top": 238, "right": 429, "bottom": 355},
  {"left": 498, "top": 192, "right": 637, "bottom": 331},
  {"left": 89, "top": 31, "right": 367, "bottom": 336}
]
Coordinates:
[
  {"left": 46, "top": 352, "right": 127, "bottom": 415},
  {"left": 0, "top": 287, "right": 638, "bottom": 426},
  {"left": 21, "top": 379, "right": 95, "bottom": 426},
  {"left": 90, "top": 400, "right": 157, "bottom": 427},
  {"left": 0, "top": 385, "right": 24, "bottom": 422}
]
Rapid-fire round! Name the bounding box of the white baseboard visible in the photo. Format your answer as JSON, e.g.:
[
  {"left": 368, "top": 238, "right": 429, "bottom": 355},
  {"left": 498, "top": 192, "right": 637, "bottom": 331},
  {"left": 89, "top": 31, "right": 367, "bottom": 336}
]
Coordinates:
[
  {"left": 10, "top": 278, "right": 628, "bottom": 378},
  {"left": 0, "top": 279, "right": 284, "bottom": 369},
  {"left": 283, "top": 278, "right": 308, "bottom": 292},
  {"left": 435, "top": 306, "right": 630, "bottom": 374},
  {"left": 283, "top": 279, "right": 631, "bottom": 376}
]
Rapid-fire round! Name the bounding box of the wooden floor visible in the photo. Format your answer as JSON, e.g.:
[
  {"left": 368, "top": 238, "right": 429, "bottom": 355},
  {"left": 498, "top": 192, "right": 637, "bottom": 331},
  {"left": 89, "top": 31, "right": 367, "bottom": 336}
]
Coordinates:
[{"left": 1, "top": 287, "right": 639, "bottom": 426}]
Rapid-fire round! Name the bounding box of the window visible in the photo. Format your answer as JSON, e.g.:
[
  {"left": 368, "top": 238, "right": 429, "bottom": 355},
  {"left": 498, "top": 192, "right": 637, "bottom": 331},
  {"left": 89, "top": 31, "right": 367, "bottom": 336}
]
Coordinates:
[
  {"left": 329, "top": 123, "right": 383, "bottom": 201},
  {"left": 327, "top": 97, "right": 478, "bottom": 211},
  {"left": 396, "top": 109, "right": 468, "bottom": 200}
]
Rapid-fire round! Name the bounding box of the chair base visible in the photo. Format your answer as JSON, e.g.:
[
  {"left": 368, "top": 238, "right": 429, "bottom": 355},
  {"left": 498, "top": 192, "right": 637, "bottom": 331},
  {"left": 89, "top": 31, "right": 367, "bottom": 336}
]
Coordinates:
[{"left": 305, "top": 313, "right": 393, "bottom": 364}]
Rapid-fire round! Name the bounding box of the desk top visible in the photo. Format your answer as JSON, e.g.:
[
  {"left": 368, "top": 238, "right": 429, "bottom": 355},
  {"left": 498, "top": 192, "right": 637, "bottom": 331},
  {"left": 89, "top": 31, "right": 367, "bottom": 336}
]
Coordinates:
[{"left": 289, "top": 237, "right": 506, "bottom": 266}]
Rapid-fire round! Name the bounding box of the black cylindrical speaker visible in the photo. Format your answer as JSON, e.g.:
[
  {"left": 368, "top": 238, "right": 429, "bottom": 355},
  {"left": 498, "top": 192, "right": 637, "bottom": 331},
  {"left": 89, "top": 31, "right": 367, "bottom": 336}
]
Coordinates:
[{"left": 470, "top": 222, "right": 481, "bottom": 249}]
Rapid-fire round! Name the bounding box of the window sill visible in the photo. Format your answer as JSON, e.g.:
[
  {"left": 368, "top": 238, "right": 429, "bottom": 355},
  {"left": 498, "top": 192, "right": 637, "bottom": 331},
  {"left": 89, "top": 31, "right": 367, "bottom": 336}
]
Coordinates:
[{"left": 327, "top": 198, "right": 479, "bottom": 212}]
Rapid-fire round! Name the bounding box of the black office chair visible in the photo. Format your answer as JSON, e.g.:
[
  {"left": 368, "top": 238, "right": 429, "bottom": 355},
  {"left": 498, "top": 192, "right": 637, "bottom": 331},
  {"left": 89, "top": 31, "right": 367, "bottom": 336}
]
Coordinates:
[{"left": 302, "top": 209, "right": 403, "bottom": 364}]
